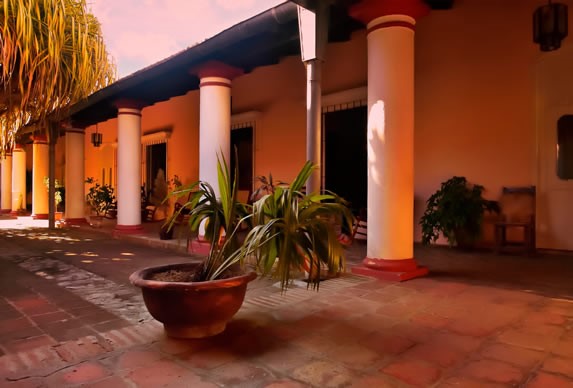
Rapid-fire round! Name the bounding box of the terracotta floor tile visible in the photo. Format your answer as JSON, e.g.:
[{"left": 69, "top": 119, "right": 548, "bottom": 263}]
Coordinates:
[
  {"left": 263, "top": 380, "right": 309, "bottom": 388},
  {"left": 360, "top": 331, "right": 416, "bottom": 356},
  {"left": 126, "top": 360, "right": 209, "bottom": 388},
  {"left": 458, "top": 359, "right": 524, "bottom": 385},
  {"left": 116, "top": 348, "right": 164, "bottom": 370},
  {"left": 526, "top": 372, "right": 573, "bottom": 388},
  {"left": 349, "top": 375, "right": 402, "bottom": 388},
  {"left": 210, "top": 361, "right": 271, "bottom": 386},
  {"left": 291, "top": 359, "right": 355, "bottom": 388},
  {"left": 81, "top": 376, "right": 131, "bottom": 388},
  {"left": 438, "top": 376, "right": 508, "bottom": 388},
  {"left": 325, "top": 343, "right": 383, "bottom": 369},
  {"left": 180, "top": 346, "right": 237, "bottom": 370},
  {"left": 381, "top": 358, "right": 441, "bottom": 387},
  {"left": 479, "top": 342, "right": 544, "bottom": 368},
  {"left": 291, "top": 333, "right": 340, "bottom": 356},
  {"left": 256, "top": 345, "right": 314, "bottom": 373},
  {"left": 551, "top": 337, "right": 573, "bottom": 358},
  {"left": 4, "top": 335, "right": 57, "bottom": 354},
  {"left": 541, "top": 356, "right": 573, "bottom": 378},
  {"left": 29, "top": 311, "right": 71, "bottom": 325},
  {"left": 498, "top": 329, "right": 558, "bottom": 351},
  {"left": 46, "top": 361, "right": 111, "bottom": 386}
]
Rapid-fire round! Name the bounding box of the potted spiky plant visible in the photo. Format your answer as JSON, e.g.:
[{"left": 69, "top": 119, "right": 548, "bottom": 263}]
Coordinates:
[
  {"left": 243, "top": 162, "right": 353, "bottom": 289},
  {"left": 129, "top": 155, "right": 353, "bottom": 338}
]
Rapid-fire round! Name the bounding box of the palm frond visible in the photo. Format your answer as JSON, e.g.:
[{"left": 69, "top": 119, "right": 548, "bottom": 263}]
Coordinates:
[{"left": 0, "top": 0, "right": 116, "bottom": 154}]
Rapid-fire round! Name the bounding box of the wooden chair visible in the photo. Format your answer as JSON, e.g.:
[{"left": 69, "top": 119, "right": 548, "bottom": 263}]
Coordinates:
[
  {"left": 351, "top": 216, "right": 367, "bottom": 243},
  {"left": 338, "top": 209, "right": 368, "bottom": 246},
  {"left": 494, "top": 186, "right": 536, "bottom": 255},
  {"left": 142, "top": 205, "right": 157, "bottom": 222}
]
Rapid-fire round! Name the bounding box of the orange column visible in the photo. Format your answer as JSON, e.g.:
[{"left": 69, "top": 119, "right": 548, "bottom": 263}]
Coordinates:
[
  {"left": 350, "top": 0, "right": 429, "bottom": 281},
  {"left": 64, "top": 128, "right": 87, "bottom": 224},
  {"left": 32, "top": 135, "right": 49, "bottom": 219},
  {"left": 1, "top": 151, "right": 12, "bottom": 213},
  {"left": 11, "top": 144, "right": 26, "bottom": 214}
]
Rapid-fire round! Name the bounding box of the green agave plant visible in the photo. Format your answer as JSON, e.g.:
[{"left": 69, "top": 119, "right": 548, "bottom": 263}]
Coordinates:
[
  {"left": 166, "top": 153, "right": 251, "bottom": 281},
  {"left": 242, "top": 161, "right": 354, "bottom": 291},
  {"left": 167, "top": 156, "right": 354, "bottom": 291}
]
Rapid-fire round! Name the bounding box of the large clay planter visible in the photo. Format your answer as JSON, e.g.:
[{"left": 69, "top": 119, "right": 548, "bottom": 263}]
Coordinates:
[{"left": 130, "top": 263, "right": 256, "bottom": 338}]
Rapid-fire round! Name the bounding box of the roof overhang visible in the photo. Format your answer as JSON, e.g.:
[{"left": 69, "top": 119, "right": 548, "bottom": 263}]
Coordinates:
[{"left": 69, "top": 0, "right": 454, "bottom": 128}]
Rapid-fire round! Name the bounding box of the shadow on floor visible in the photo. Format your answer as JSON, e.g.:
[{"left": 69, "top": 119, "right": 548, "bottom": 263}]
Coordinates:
[{"left": 345, "top": 242, "right": 573, "bottom": 301}]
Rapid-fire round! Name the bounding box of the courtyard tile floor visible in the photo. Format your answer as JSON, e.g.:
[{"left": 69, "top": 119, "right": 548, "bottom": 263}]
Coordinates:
[{"left": 0, "top": 216, "right": 572, "bottom": 387}]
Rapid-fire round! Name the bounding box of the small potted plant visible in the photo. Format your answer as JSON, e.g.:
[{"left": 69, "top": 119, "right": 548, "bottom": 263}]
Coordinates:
[
  {"left": 158, "top": 174, "right": 183, "bottom": 240},
  {"left": 85, "top": 177, "right": 116, "bottom": 227},
  {"left": 129, "top": 155, "right": 353, "bottom": 338},
  {"left": 420, "top": 176, "right": 500, "bottom": 248},
  {"left": 43, "top": 177, "right": 64, "bottom": 220}
]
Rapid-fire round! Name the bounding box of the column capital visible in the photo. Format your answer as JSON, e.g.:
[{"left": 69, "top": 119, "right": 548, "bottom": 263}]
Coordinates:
[
  {"left": 13, "top": 144, "right": 24, "bottom": 152},
  {"left": 67, "top": 119, "right": 87, "bottom": 131},
  {"left": 114, "top": 99, "right": 146, "bottom": 111},
  {"left": 350, "top": 0, "right": 430, "bottom": 25},
  {"left": 66, "top": 128, "right": 86, "bottom": 135},
  {"left": 191, "top": 60, "right": 243, "bottom": 81},
  {"left": 32, "top": 134, "right": 48, "bottom": 144}
]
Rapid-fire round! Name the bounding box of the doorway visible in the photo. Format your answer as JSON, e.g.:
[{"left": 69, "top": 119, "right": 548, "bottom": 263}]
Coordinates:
[
  {"left": 145, "top": 142, "right": 167, "bottom": 202},
  {"left": 231, "top": 126, "right": 253, "bottom": 199},
  {"left": 323, "top": 106, "right": 367, "bottom": 212}
]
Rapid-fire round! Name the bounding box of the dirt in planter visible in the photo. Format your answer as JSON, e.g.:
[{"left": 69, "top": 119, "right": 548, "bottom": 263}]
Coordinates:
[
  {"left": 151, "top": 269, "right": 199, "bottom": 282},
  {"left": 149, "top": 263, "right": 245, "bottom": 283}
]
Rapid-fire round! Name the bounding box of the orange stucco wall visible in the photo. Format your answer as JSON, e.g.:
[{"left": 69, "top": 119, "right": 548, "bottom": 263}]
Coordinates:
[
  {"left": 233, "top": 56, "right": 306, "bottom": 182},
  {"left": 231, "top": 30, "right": 368, "bottom": 185},
  {"left": 414, "top": 0, "right": 541, "bottom": 242},
  {"left": 141, "top": 91, "right": 201, "bottom": 187},
  {"left": 85, "top": 119, "right": 117, "bottom": 188},
  {"left": 83, "top": 91, "right": 201, "bottom": 211}
]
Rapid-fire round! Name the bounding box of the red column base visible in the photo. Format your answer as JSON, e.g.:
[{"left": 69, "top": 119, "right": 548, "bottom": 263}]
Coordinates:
[
  {"left": 113, "top": 224, "right": 144, "bottom": 236},
  {"left": 32, "top": 213, "right": 48, "bottom": 220},
  {"left": 188, "top": 239, "right": 211, "bottom": 256},
  {"left": 63, "top": 217, "right": 88, "bottom": 225},
  {"left": 2, "top": 211, "right": 17, "bottom": 219},
  {"left": 0, "top": 209, "right": 12, "bottom": 214},
  {"left": 351, "top": 258, "right": 429, "bottom": 282}
]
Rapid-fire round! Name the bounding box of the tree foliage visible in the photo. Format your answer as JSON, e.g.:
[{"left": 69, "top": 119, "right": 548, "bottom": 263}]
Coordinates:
[{"left": 0, "top": 0, "right": 116, "bottom": 153}]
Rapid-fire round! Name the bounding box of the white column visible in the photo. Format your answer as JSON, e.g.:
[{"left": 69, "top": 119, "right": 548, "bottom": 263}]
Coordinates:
[
  {"left": 366, "top": 14, "right": 416, "bottom": 261},
  {"left": 1, "top": 152, "right": 12, "bottom": 213},
  {"left": 65, "top": 128, "right": 86, "bottom": 223},
  {"left": 305, "top": 59, "right": 322, "bottom": 194},
  {"left": 350, "top": 0, "right": 429, "bottom": 281},
  {"left": 11, "top": 145, "right": 26, "bottom": 214},
  {"left": 32, "top": 136, "right": 49, "bottom": 219},
  {"left": 199, "top": 76, "right": 232, "bottom": 194},
  {"left": 115, "top": 104, "right": 143, "bottom": 232}
]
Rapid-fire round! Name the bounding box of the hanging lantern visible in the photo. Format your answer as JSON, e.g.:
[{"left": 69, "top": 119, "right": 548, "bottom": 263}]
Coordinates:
[
  {"left": 91, "top": 124, "right": 102, "bottom": 147},
  {"left": 533, "top": 1, "right": 568, "bottom": 52}
]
